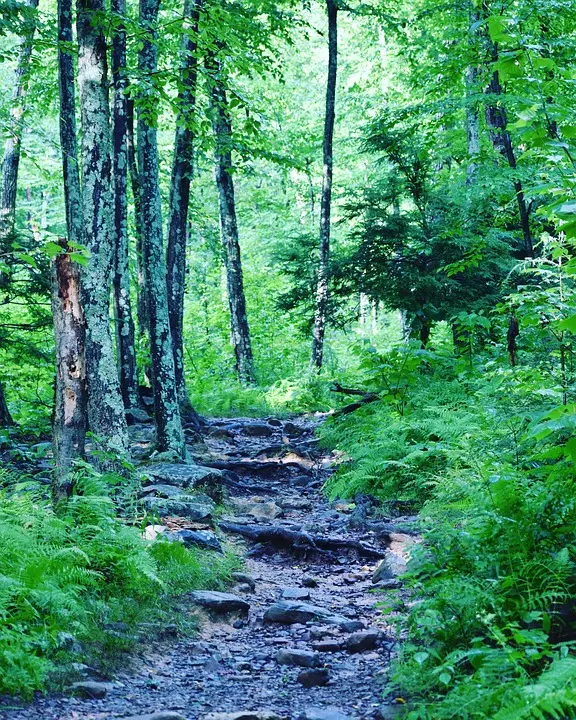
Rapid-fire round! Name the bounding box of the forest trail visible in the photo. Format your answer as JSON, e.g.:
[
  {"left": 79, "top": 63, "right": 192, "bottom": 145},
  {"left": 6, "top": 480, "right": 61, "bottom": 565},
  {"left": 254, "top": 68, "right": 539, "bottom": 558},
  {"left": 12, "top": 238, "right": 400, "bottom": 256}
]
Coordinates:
[{"left": 1, "top": 416, "right": 415, "bottom": 720}]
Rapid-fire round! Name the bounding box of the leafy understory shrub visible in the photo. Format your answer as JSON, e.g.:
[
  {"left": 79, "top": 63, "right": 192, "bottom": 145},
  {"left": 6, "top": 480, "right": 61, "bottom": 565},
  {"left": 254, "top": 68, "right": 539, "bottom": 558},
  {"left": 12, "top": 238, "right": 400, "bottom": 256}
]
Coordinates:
[{"left": 0, "top": 470, "right": 237, "bottom": 699}]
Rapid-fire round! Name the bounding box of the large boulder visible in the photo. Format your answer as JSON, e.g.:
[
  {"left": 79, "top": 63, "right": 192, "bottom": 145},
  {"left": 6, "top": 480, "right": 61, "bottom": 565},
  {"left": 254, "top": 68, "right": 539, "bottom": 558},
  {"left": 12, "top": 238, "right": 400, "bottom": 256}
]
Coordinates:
[
  {"left": 263, "top": 601, "right": 363, "bottom": 632},
  {"left": 189, "top": 591, "right": 250, "bottom": 616},
  {"left": 168, "top": 529, "right": 223, "bottom": 553},
  {"left": 144, "top": 463, "right": 224, "bottom": 496},
  {"left": 142, "top": 495, "right": 215, "bottom": 521}
]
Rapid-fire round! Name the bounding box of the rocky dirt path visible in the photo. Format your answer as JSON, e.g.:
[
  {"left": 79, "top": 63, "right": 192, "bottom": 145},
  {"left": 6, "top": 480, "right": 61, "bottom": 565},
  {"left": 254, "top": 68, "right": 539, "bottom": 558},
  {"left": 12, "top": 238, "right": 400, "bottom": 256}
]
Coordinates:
[{"left": 0, "top": 415, "right": 416, "bottom": 720}]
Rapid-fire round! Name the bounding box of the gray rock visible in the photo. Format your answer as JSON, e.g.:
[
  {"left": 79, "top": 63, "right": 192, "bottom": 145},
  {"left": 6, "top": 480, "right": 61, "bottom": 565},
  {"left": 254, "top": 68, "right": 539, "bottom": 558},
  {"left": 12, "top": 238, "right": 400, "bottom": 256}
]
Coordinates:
[
  {"left": 126, "top": 407, "right": 151, "bottom": 425},
  {"left": 190, "top": 591, "right": 250, "bottom": 616},
  {"left": 302, "top": 576, "right": 318, "bottom": 588},
  {"left": 140, "top": 483, "right": 184, "bottom": 498},
  {"left": 231, "top": 572, "right": 256, "bottom": 591},
  {"left": 297, "top": 668, "right": 330, "bottom": 688},
  {"left": 263, "top": 601, "right": 363, "bottom": 631},
  {"left": 297, "top": 708, "right": 350, "bottom": 720},
  {"left": 281, "top": 587, "right": 311, "bottom": 601},
  {"left": 240, "top": 423, "right": 275, "bottom": 437},
  {"left": 168, "top": 529, "right": 223, "bottom": 553},
  {"left": 284, "top": 421, "right": 305, "bottom": 437},
  {"left": 311, "top": 639, "right": 344, "bottom": 652},
  {"left": 122, "top": 714, "right": 187, "bottom": 720},
  {"left": 278, "top": 497, "right": 313, "bottom": 511},
  {"left": 373, "top": 578, "right": 403, "bottom": 590},
  {"left": 275, "top": 648, "right": 321, "bottom": 668},
  {"left": 345, "top": 629, "right": 382, "bottom": 653},
  {"left": 145, "top": 463, "right": 224, "bottom": 492},
  {"left": 203, "top": 713, "right": 282, "bottom": 720},
  {"left": 231, "top": 498, "right": 283, "bottom": 521},
  {"left": 70, "top": 681, "right": 111, "bottom": 699},
  {"left": 372, "top": 552, "right": 408, "bottom": 583},
  {"left": 142, "top": 495, "right": 215, "bottom": 521}
]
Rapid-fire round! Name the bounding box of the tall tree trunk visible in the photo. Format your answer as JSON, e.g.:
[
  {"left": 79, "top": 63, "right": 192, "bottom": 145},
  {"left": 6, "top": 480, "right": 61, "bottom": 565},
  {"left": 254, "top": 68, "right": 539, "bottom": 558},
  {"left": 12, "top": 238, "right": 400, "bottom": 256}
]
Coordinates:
[
  {"left": 484, "top": 42, "right": 534, "bottom": 257},
  {"left": 311, "top": 0, "right": 337, "bottom": 369},
  {"left": 0, "top": 0, "right": 39, "bottom": 252},
  {"left": 0, "top": 0, "right": 39, "bottom": 426},
  {"left": 127, "top": 98, "right": 148, "bottom": 344},
  {"left": 137, "top": 0, "right": 185, "bottom": 456},
  {"left": 166, "top": 0, "right": 203, "bottom": 422},
  {"left": 51, "top": 240, "right": 87, "bottom": 504},
  {"left": 465, "top": 8, "right": 480, "bottom": 186},
  {"left": 111, "top": 0, "right": 141, "bottom": 414},
  {"left": 77, "top": 0, "right": 129, "bottom": 455},
  {"left": 208, "top": 56, "right": 255, "bottom": 385}
]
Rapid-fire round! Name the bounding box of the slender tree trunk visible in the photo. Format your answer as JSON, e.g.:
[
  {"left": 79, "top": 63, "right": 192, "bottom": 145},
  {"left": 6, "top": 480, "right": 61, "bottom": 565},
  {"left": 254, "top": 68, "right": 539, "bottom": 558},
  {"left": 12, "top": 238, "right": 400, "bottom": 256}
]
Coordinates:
[
  {"left": 0, "top": 0, "right": 39, "bottom": 252},
  {"left": 137, "top": 0, "right": 185, "bottom": 456},
  {"left": 127, "top": 98, "right": 148, "bottom": 344},
  {"left": 77, "top": 0, "right": 129, "bottom": 455},
  {"left": 111, "top": 0, "right": 141, "bottom": 414},
  {"left": 166, "top": 0, "right": 203, "bottom": 422},
  {"left": 0, "top": 0, "right": 39, "bottom": 425},
  {"left": 51, "top": 240, "right": 87, "bottom": 503},
  {"left": 484, "top": 45, "right": 533, "bottom": 257},
  {"left": 465, "top": 9, "right": 480, "bottom": 186},
  {"left": 208, "top": 56, "right": 255, "bottom": 384},
  {"left": 311, "top": 0, "right": 337, "bottom": 369}
]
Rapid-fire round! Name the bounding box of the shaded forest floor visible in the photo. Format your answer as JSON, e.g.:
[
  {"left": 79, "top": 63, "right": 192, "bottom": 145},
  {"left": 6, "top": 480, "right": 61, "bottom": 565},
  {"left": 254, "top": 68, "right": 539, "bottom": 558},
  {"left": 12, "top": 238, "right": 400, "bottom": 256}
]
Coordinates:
[{"left": 0, "top": 414, "right": 416, "bottom": 720}]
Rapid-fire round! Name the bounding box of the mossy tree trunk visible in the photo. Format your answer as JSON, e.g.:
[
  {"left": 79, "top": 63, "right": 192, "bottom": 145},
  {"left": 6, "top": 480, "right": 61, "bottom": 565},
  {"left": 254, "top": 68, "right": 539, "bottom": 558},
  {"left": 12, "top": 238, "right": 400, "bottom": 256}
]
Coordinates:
[
  {"left": 166, "top": 0, "right": 203, "bottom": 423},
  {"left": 111, "top": 0, "right": 141, "bottom": 414},
  {"left": 77, "top": 0, "right": 129, "bottom": 455},
  {"left": 137, "top": 0, "right": 185, "bottom": 457},
  {"left": 208, "top": 56, "right": 255, "bottom": 385},
  {"left": 311, "top": 0, "right": 338, "bottom": 369}
]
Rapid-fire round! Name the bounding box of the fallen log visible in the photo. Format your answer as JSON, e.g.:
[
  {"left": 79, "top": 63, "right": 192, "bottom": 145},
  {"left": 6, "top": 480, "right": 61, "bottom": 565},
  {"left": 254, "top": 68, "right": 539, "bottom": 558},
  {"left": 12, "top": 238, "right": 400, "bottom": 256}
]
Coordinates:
[
  {"left": 219, "top": 521, "right": 386, "bottom": 560},
  {"left": 331, "top": 383, "right": 380, "bottom": 416}
]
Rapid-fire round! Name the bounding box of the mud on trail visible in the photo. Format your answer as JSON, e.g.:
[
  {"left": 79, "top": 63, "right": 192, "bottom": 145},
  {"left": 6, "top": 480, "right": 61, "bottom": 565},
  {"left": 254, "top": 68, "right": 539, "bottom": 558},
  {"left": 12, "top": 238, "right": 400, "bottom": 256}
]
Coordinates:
[{"left": 0, "top": 416, "right": 417, "bottom": 720}]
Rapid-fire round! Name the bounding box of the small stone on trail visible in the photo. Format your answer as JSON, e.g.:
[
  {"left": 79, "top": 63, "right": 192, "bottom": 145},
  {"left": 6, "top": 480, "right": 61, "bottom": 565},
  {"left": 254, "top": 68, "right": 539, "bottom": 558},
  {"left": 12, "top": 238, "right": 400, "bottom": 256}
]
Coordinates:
[
  {"left": 372, "top": 551, "right": 408, "bottom": 583},
  {"left": 281, "top": 587, "right": 311, "bottom": 601},
  {"left": 189, "top": 591, "right": 250, "bottom": 616},
  {"left": 231, "top": 571, "right": 257, "bottom": 591},
  {"left": 203, "top": 713, "right": 283, "bottom": 720},
  {"left": 301, "top": 575, "right": 318, "bottom": 588},
  {"left": 122, "top": 713, "right": 187, "bottom": 720},
  {"left": 311, "top": 639, "right": 344, "bottom": 652},
  {"left": 70, "top": 681, "right": 111, "bottom": 699},
  {"left": 297, "top": 668, "right": 331, "bottom": 688},
  {"left": 275, "top": 648, "right": 321, "bottom": 668},
  {"left": 345, "top": 629, "right": 382, "bottom": 653},
  {"left": 240, "top": 423, "right": 275, "bottom": 437}
]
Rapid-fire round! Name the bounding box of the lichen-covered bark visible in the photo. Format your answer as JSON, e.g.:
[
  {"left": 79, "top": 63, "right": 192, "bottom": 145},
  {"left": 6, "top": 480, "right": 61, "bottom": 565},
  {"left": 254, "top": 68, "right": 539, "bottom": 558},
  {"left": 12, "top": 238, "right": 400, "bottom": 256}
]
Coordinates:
[
  {"left": 112, "top": 0, "right": 141, "bottom": 413},
  {"left": 51, "top": 241, "right": 87, "bottom": 504},
  {"left": 0, "top": 0, "right": 39, "bottom": 252},
  {"left": 311, "top": 0, "right": 337, "bottom": 369},
  {"left": 166, "top": 0, "right": 203, "bottom": 422},
  {"left": 208, "top": 56, "right": 255, "bottom": 385},
  {"left": 137, "top": 0, "right": 185, "bottom": 457},
  {"left": 77, "top": 0, "right": 129, "bottom": 455}
]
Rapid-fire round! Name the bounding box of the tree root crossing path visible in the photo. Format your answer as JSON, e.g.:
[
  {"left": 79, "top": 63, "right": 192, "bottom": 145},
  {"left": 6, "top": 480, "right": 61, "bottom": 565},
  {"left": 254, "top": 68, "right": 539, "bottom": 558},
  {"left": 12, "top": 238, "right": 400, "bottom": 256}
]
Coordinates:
[{"left": 1, "top": 415, "right": 418, "bottom": 720}]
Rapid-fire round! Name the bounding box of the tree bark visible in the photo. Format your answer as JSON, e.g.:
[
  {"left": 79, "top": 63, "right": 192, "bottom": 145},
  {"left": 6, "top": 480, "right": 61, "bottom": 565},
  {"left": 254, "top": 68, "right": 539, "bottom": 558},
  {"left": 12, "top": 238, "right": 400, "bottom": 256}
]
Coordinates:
[
  {"left": 465, "top": 8, "right": 480, "bottom": 186},
  {"left": 484, "top": 42, "right": 534, "bottom": 258},
  {"left": 77, "top": 0, "right": 129, "bottom": 455},
  {"left": 311, "top": 0, "right": 338, "bottom": 369},
  {"left": 166, "top": 0, "right": 203, "bottom": 421},
  {"left": 111, "top": 0, "right": 141, "bottom": 413},
  {"left": 0, "top": 384, "right": 13, "bottom": 426},
  {"left": 137, "top": 0, "right": 185, "bottom": 456},
  {"left": 0, "top": 0, "right": 39, "bottom": 253},
  {"left": 208, "top": 56, "right": 255, "bottom": 384},
  {"left": 51, "top": 240, "right": 87, "bottom": 504}
]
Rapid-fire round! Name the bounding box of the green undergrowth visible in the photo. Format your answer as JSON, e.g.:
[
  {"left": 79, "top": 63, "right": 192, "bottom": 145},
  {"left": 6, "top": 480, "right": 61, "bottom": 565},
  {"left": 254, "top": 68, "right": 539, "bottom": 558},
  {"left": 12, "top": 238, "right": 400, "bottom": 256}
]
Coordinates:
[
  {"left": 0, "top": 467, "right": 238, "bottom": 699},
  {"left": 320, "top": 340, "right": 576, "bottom": 719}
]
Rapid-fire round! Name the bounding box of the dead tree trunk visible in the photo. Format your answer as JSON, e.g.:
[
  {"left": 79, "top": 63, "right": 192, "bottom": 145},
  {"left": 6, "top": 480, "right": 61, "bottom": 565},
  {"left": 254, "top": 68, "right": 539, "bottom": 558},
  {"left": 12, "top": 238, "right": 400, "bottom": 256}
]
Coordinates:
[
  {"left": 137, "top": 0, "right": 185, "bottom": 456},
  {"left": 166, "top": 0, "right": 203, "bottom": 421},
  {"left": 311, "top": 0, "right": 338, "bottom": 369},
  {"left": 208, "top": 55, "right": 255, "bottom": 384},
  {"left": 51, "top": 240, "right": 87, "bottom": 504},
  {"left": 111, "top": 0, "right": 141, "bottom": 414},
  {"left": 0, "top": 384, "right": 13, "bottom": 426}
]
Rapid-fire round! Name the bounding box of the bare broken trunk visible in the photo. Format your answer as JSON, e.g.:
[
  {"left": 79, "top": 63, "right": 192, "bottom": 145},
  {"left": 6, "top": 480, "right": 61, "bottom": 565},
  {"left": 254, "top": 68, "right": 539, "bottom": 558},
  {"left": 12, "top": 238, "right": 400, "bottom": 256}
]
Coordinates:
[
  {"left": 51, "top": 240, "right": 87, "bottom": 504},
  {"left": 311, "top": 0, "right": 338, "bottom": 369}
]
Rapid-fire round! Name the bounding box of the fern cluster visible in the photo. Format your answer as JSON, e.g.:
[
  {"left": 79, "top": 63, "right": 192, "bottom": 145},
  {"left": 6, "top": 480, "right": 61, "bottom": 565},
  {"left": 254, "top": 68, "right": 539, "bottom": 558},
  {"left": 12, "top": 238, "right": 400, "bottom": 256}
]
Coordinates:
[{"left": 0, "top": 468, "right": 237, "bottom": 698}]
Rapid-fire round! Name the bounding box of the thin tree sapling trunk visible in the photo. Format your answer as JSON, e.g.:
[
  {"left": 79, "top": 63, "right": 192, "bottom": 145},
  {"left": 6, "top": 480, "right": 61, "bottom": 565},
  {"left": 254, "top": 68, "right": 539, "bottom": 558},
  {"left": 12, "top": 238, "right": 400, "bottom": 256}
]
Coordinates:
[
  {"left": 166, "top": 0, "right": 203, "bottom": 422},
  {"left": 311, "top": 0, "right": 338, "bottom": 369},
  {"left": 465, "top": 7, "right": 480, "bottom": 186},
  {"left": 77, "top": 0, "right": 129, "bottom": 455},
  {"left": 51, "top": 240, "right": 87, "bottom": 504},
  {"left": 111, "top": 0, "right": 142, "bottom": 415},
  {"left": 208, "top": 55, "right": 255, "bottom": 385},
  {"left": 137, "top": 0, "right": 185, "bottom": 456}
]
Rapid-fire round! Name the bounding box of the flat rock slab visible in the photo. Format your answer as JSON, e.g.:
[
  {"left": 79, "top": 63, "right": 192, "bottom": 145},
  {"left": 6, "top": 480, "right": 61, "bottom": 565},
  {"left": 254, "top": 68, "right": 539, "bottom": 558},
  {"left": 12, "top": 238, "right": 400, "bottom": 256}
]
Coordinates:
[
  {"left": 190, "top": 591, "right": 250, "bottom": 616},
  {"left": 297, "top": 709, "right": 351, "bottom": 720},
  {"left": 145, "top": 463, "right": 224, "bottom": 490},
  {"left": 70, "top": 681, "right": 113, "bottom": 699},
  {"left": 231, "top": 498, "right": 284, "bottom": 521},
  {"left": 276, "top": 648, "right": 321, "bottom": 668},
  {"left": 263, "top": 601, "right": 363, "bottom": 632},
  {"left": 123, "top": 713, "right": 187, "bottom": 720},
  {"left": 345, "top": 629, "right": 383, "bottom": 653},
  {"left": 140, "top": 483, "right": 184, "bottom": 498},
  {"left": 143, "top": 496, "right": 215, "bottom": 521},
  {"left": 204, "top": 713, "right": 283, "bottom": 720},
  {"left": 281, "top": 587, "right": 311, "bottom": 601},
  {"left": 168, "top": 529, "right": 222, "bottom": 553}
]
